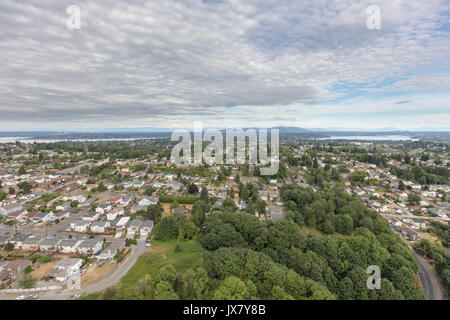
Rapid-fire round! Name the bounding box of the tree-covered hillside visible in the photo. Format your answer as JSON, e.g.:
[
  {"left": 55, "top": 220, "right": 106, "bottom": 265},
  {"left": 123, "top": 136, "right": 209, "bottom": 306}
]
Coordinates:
[{"left": 89, "top": 185, "right": 425, "bottom": 300}]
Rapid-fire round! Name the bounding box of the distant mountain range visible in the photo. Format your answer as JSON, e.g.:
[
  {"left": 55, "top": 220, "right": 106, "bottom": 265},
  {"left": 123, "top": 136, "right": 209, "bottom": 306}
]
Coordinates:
[{"left": 0, "top": 126, "right": 449, "bottom": 137}]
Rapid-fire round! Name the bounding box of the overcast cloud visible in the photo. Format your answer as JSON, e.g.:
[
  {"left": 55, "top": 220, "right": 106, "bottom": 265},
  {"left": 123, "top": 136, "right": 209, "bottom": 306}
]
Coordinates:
[{"left": 0, "top": 0, "right": 449, "bottom": 130}]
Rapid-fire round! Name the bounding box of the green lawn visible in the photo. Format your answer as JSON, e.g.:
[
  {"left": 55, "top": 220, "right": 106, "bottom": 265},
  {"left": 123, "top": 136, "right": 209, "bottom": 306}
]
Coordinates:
[{"left": 82, "top": 239, "right": 205, "bottom": 299}]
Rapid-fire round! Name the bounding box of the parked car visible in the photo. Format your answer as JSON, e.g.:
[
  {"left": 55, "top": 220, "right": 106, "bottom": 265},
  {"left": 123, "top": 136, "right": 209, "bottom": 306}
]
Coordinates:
[{"left": 16, "top": 295, "right": 26, "bottom": 300}]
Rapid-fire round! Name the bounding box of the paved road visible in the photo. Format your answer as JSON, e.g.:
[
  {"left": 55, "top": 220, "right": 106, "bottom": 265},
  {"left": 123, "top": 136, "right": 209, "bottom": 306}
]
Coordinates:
[
  {"left": 409, "top": 247, "right": 444, "bottom": 300},
  {"left": 37, "top": 240, "right": 149, "bottom": 300}
]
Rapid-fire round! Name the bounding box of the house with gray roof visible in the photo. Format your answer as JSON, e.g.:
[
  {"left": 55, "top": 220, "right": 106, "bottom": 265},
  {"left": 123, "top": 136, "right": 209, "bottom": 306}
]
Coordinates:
[
  {"left": 22, "top": 236, "right": 42, "bottom": 251},
  {"left": 77, "top": 239, "right": 103, "bottom": 255},
  {"left": 39, "top": 238, "right": 61, "bottom": 251},
  {"left": 127, "top": 219, "right": 142, "bottom": 237},
  {"left": 140, "top": 220, "right": 154, "bottom": 237},
  {"left": 58, "top": 239, "right": 82, "bottom": 253}
]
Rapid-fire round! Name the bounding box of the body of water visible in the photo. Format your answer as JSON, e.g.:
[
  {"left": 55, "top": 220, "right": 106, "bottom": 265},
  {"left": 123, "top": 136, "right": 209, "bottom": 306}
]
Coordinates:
[
  {"left": 317, "top": 135, "right": 418, "bottom": 141},
  {"left": 0, "top": 137, "right": 161, "bottom": 143}
]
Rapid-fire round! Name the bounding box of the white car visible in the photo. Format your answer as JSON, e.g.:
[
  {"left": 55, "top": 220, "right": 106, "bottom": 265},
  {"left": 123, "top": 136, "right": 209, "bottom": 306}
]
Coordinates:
[{"left": 16, "top": 295, "right": 26, "bottom": 300}]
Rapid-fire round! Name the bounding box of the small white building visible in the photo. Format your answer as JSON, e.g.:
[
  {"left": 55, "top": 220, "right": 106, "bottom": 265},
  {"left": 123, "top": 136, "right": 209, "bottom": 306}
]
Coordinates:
[
  {"left": 70, "top": 220, "right": 91, "bottom": 233},
  {"left": 52, "top": 258, "right": 83, "bottom": 282},
  {"left": 140, "top": 220, "right": 154, "bottom": 237}
]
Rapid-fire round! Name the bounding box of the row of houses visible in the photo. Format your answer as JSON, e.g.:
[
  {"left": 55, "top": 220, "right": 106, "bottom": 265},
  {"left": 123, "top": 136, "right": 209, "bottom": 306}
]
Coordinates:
[
  {"left": 0, "top": 234, "right": 104, "bottom": 255},
  {"left": 70, "top": 218, "right": 153, "bottom": 237}
]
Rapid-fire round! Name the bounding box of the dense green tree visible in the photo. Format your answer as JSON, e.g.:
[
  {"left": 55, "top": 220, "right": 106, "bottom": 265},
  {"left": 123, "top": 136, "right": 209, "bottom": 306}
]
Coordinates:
[{"left": 154, "top": 281, "right": 179, "bottom": 300}]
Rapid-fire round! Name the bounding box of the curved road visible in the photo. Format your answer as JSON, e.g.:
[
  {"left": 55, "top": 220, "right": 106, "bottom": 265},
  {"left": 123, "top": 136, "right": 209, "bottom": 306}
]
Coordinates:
[
  {"left": 409, "top": 247, "right": 444, "bottom": 300},
  {"left": 37, "top": 240, "right": 148, "bottom": 300}
]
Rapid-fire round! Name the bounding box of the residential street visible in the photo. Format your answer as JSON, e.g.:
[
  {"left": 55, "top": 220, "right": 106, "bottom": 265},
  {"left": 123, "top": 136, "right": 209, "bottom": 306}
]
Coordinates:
[{"left": 409, "top": 247, "right": 445, "bottom": 300}]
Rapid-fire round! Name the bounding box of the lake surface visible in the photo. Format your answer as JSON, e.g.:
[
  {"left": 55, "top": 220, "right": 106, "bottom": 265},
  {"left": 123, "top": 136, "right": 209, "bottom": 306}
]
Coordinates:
[
  {"left": 0, "top": 137, "right": 161, "bottom": 143},
  {"left": 317, "top": 135, "right": 418, "bottom": 141}
]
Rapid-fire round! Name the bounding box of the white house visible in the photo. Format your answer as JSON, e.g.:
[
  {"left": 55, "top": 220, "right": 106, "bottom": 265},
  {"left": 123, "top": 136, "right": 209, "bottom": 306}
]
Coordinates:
[
  {"left": 21, "top": 237, "right": 42, "bottom": 251},
  {"left": 107, "top": 207, "right": 124, "bottom": 221},
  {"left": 96, "top": 240, "right": 125, "bottom": 261},
  {"left": 56, "top": 202, "right": 71, "bottom": 211},
  {"left": 90, "top": 221, "right": 111, "bottom": 233},
  {"left": 127, "top": 220, "right": 142, "bottom": 237},
  {"left": 58, "top": 239, "right": 82, "bottom": 253},
  {"left": 39, "top": 238, "right": 61, "bottom": 251},
  {"left": 51, "top": 258, "right": 83, "bottom": 282},
  {"left": 62, "top": 194, "right": 86, "bottom": 202},
  {"left": 118, "top": 196, "right": 132, "bottom": 206},
  {"left": 138, "top": 197, "right": 159, "bottom": 207},
  {"left": 82, "top": 212, "right": 101, "bottom": 222},
  {"left": 96, "top": 203, "right": 112, "bottom": 214},
  {"left": 116, "top": 216, "right": 130, "bottom": 229},
  {"left": 140, "top": 220, "right": 154, "bottom": 237},
  {"left": 77, "top": 239, "right": 103, "bottom": 255},
  {"left": 32, "top": 211, "right": 55, "bottom": 223},
  {"left": 70, "top": 220, "right": 91, "bottom": 232}
]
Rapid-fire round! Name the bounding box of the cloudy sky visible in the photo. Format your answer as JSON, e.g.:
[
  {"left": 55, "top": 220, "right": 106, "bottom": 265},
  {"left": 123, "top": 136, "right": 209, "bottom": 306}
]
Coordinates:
[{"left": 0, "top": 0, "right": 449, "bottom": 130}]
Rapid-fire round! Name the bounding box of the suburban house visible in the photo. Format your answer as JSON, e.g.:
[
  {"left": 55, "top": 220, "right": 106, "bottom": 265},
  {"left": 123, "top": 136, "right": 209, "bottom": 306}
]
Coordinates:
[
  {"left": 116, "top": 216, "right": 130, "bottom": 230},
  {"left": 96, "top": 240, "right": 125, "bottom": 261},
  {"left": 70, "top": 220, "right": 91, "bottom": 232},
  {"left": 138, "top": 197, "right": 159, "bottom": 207},
  {"left": 412, "top": 219, "right": 427, "bottom": 229},
  {"left": 55, "top": 202, "right": 71, "bottom": 211},
  {"left": 32, "top": 211, "right": 55, "bottom": 223},
  {"left": 0, "top": 203, "right": 24, "bottom": 216},
  {"left": 9, "top": 233, "right": 32, "bottom": 249},
  {"left": 401, "top": 228, "right": 421, "bottom": 241},
  {"left": 54, "top": 211, "right": 70, "bottom": 221},
  {"left": 39, "top": 238, "right": 61, "bottom": 251},
  {"left": 8, "top": 210, "right": 27, "bottom": 222},
  {"left": 63, "top": 194, "right": 87, "bottom": 203},
  {"left": 90, "top": 221, "right": 111, "bottom": 233},
  {"left": 82, "top": 212, "right": 101, "bottom": 222},
  {"left": 51, "top": 258, "right": 83, "bottom": 282},
  {"left": 24, "top": 211, "right": 38, "bottom": 221},
  {"left": 96, "top": 202, "right": 112, "bottom": 214},
  {"left": 106, "top": 207, "right": 124, "bottom": 221},
  {"left": 58, "top": 239, "right": 82, "bottom": 253},
  {"left": 258, "top": 191, "right": 269, "bottom": 201},
  {"left": 127, "top": 219, "right": 142, "bottom": 237},
  {"left": 118, "top": 196, "right": 132, "bottom": 206},
  {"left": 107, "top": 196, "right": 123, "bottom": 205},
  {"left": 77, "top": 239, "right": 103, "bottom": 255},
  {"left": 389, "top": 219, "right": 402, "bottom": 228},
  {"left": 21, "top": 236, "right": 42, "bottom": 251},
  {"left": 140, "top": 220, "right": 154, "bottom": 237},
  {"left": 130, "top": 204, "right": 147, "bottom": 214}
]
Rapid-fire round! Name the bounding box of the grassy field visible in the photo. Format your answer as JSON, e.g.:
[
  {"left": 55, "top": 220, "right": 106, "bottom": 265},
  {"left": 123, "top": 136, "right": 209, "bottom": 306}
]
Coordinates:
[{"left": 82, "top": 239, "right": 205, "bottom": 299}]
